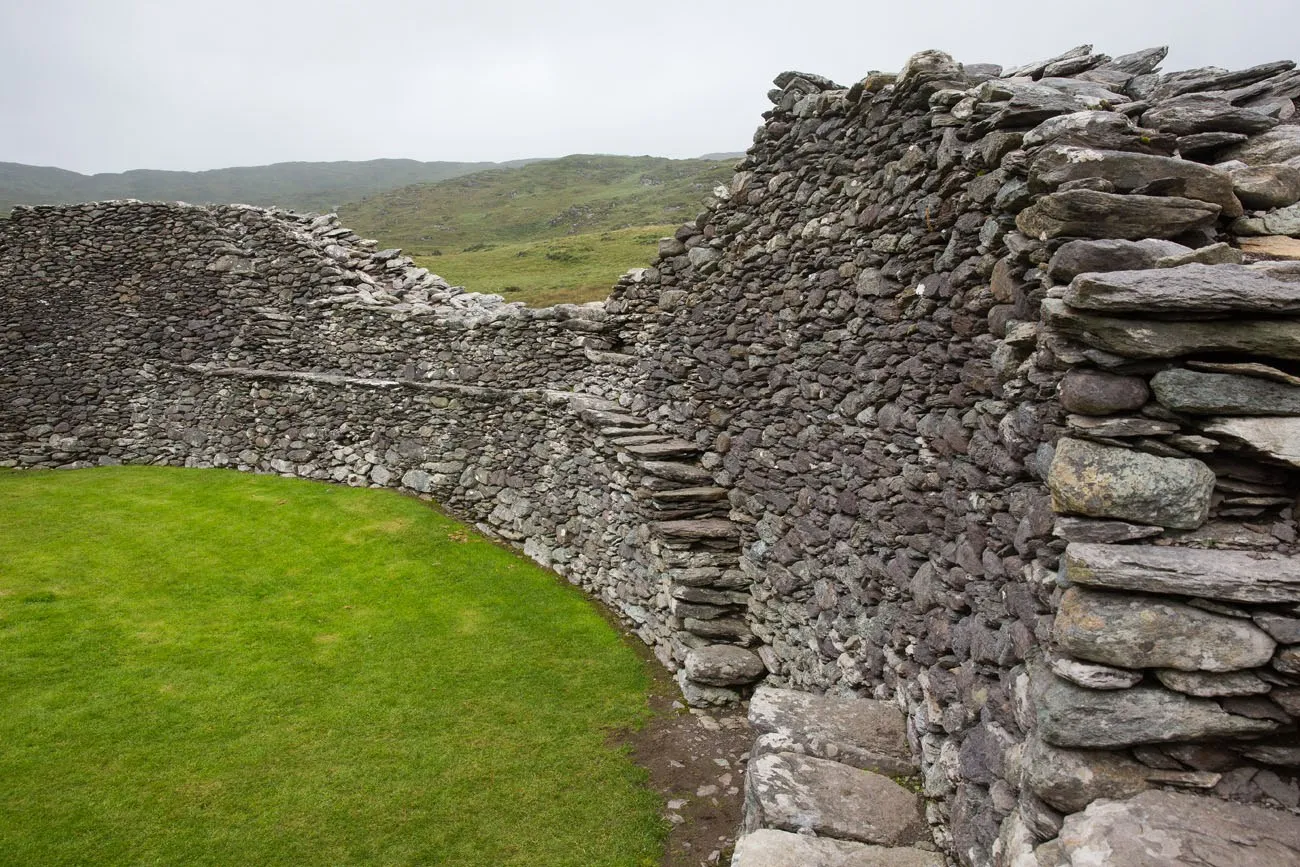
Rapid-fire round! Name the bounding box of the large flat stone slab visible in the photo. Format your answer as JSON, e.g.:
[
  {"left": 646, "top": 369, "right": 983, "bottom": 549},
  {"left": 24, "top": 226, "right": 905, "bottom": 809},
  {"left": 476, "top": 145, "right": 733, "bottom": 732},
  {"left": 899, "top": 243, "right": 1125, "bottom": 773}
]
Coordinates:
[
  {"left": 1033, "top": 664, "right": 1279, "bottom": 748},
  {"left": 743, "top": 752, "right": 927, "bottom": 846},
  {"left": 730, "top": 830, "right": 943, "bottom": 867},
  {"left": 684, "top": 645, "right": 765, "bottom": 686},
  {"left": 1064, "top": 263, "right": 1300, "bottom": 314},
  {"left": 1054, "top": 586, "right": 1276, "bottom": 672},
  {"left": 1063, "top": 541, "right": 1300, "bottom": 604},
  {"left": 1055, "top": 790, "right": 1300, "bottom": 867},
  {"left": 1044, "top": 297, "right": 1300, "bottom": 360},
  {"left": 748, "top": 686, "right": 916, "bottom": 775},
  {"left": 1152, "top": 368, "right": 1300, "bottom": 415},
  {"left": 1048, "top": 438, "right": 1214, "bottom": 529},
  {"left": 1140, "top": 93, "right": 1280, "bottom": 136},
  {"left": 1029, "top": 146, "right": 1242, "bottom": 217},
  {"left": 1016, "top": 190, "right": 1220, "bottom": 241}
]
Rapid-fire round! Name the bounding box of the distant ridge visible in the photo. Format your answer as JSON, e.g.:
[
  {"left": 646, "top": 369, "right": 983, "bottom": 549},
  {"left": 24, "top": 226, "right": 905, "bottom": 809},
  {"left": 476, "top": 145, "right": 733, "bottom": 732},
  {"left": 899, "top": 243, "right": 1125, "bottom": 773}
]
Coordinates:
[
  {"left": 0, "top": 158, "right": 544, "bottom": 216},
  {"left": 697, "top": 151, "right": 746, "bottom": 161}
]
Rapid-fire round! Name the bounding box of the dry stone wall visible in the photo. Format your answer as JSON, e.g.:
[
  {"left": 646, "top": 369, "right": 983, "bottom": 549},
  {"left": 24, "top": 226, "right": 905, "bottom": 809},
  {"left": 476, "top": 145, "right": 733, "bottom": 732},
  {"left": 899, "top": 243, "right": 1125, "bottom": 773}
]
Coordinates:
[{"left": 4, "top": 42, "right": 1300, "bottom": 867}]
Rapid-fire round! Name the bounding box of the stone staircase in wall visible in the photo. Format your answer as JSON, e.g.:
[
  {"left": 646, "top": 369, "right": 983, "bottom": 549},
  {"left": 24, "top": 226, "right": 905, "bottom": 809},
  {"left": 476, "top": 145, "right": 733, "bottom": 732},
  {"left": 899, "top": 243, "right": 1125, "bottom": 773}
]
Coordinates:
[
  {"left": 571, "top": 397, "right": 767, "bottom": 704},
  {"left": 731, "top": 686, "right": 946, "bottom": 867}
]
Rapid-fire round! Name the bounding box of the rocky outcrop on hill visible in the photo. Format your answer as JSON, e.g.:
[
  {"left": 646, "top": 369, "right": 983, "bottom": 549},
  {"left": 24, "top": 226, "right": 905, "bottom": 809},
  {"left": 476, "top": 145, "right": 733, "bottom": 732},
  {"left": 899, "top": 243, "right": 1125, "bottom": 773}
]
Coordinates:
[{"left": 5, "top": 40, "right": 1300, "bottom": 867}]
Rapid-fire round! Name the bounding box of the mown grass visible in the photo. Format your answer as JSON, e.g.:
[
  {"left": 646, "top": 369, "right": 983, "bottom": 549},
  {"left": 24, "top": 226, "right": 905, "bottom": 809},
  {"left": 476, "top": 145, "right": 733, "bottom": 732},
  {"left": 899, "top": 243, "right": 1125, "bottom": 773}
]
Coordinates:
[
  {"left": 415, "top": 225, "right": 675, "bottom": 307},
  {"left": 0, "top": 467, "right": 664, "bottom": 866}
]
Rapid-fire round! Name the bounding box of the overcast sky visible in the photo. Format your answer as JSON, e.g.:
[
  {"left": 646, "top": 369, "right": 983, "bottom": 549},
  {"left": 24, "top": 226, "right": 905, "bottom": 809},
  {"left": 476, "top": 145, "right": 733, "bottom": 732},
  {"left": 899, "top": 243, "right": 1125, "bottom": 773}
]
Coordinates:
[{"left": 2, "top": 0, "right": 1297, "bottom": 175}]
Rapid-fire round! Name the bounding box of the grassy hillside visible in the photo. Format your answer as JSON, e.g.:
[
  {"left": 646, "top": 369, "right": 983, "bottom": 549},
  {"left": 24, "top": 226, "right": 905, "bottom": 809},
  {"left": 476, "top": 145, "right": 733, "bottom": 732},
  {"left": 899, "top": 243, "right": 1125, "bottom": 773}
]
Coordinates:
[
  {"left": 341, "top": 154, "right": 733, "bottom": 255},
  {"left": 340, "top": 154, "right": 735, "bottom": 305},
  {"left": 413, "top": 225, "right": 675, "bottom": 307},
  {"left": 0, "top": 158, "right": 540, "bottom": 215}
]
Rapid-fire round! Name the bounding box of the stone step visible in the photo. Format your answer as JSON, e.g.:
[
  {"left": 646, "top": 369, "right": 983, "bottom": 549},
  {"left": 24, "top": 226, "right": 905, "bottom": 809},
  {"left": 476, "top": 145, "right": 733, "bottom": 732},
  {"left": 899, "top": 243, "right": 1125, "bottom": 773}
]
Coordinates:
[
  {"left": 645, "top": 485, "right": 731, "bottom": 503},
  {"left": 749, "top": 686, "right": 918, "bottom": 775},
  {"left": 730, "top": 829, "right": 943, "bottom": 867},
  {"left": 743, "top": 752, "right": 927, "bottom": 846},
  {"left": 651, "top": 518, "right": 741, "bottom": 542},
  {"left": 623, "top": 439, "right": 701, "bottom": 458},
  {"left": 639, "top": 459, "right": 714, "bottom": 483}
]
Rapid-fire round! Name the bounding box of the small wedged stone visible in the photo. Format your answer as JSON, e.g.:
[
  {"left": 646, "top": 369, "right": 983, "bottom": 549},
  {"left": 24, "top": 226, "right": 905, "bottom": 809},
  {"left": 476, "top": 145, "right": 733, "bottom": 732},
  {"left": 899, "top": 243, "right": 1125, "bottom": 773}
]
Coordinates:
[
  {"left": 1032, "top": 663, "right": 1279, "bottom": 748},
  {"left": 1043, "top": 297, "right": 1300, "bottom": 360},
  {"left": 1234, "top": 202, "right": 1300, "bottom": 237},
  {"left": 1204, "top": 416, "right": 1300, "bottom": 468},
  {"left": 743, "top": 752, "right": 927, "bottom": 846},
  {"left": 1028, "top": 146, "right": 1242, "bottom": 217},
  {"left": 1063, "top": 541, "right": 1300, "bottom": 604},
  {"left": 1047, "top": 438, "right": 1214, "bottom": 529},
  {"left": 1016, "top": 190, "right": 1220, "bottom": 240},
  {"left": 684, "top": 644, "right": 765, "bottom": 686},
  {"left": 1064, "top": 262, "right": 1300, "bottom": 313},
  {"left": 1152, "top": 368, "right": 1300, "bottom": 415},
  {"left": 1048, "top": 653, "right": 1143, "bottom": 690},
  {"left": 1052, "top": 517, "right": 1163, "bottom": 544},
  {"left": 1055, "top": 790, "right": 1300, "bottom": 867},
  {"left": 730, "top": 829, "right": 944, "bottom": 867},
  {"left": 1155, "top": 669, "right": 1273, "bottom": 697},
  {"left": 1054, "top": 586, "right": 1276, "bottom": 672},
  {"left": 748, "top": 685, "right": 916, "bottom": 774}
]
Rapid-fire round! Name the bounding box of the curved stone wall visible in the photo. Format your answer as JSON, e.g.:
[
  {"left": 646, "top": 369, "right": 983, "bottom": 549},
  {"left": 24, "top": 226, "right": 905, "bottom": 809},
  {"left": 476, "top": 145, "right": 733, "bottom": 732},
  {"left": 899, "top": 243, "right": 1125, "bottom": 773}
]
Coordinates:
[{"left": 4, "top": 43, "right": 1300, "bottom": 867}]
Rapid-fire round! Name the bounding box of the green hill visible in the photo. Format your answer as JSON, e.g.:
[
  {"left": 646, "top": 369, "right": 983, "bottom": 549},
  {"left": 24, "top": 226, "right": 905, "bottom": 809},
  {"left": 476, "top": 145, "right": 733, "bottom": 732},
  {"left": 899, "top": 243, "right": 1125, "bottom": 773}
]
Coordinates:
[
  {"left": 339, "top": 154, "right": 736, "bottom": 256},
  {"left": 0, "top": 158, "right": 540, "bottom": 215},
  {"left": 335, "top": 154, "right": 737, "bottom": 306}
]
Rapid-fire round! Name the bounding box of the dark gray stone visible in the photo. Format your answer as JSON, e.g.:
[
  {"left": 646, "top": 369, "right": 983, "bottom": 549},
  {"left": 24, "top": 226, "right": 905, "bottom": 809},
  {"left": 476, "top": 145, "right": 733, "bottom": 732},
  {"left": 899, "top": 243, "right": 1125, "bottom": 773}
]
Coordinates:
[
  {"left": 1140, "top": 94, "right": 1280, "bottom": 135},
  {"left": 1029, "top": 146, "right": 1242, "bottom": 217},
  {"left": 1016, "top": 190, "right": 1220, "bottom": 240},
  {"left": 1058, "top": 370, "right": 1150, "bottom": 415},
  {"left": 1152, "top": 368, "right": 1300, "bottom": 415},
  {"left": 1047, "top": 238, "right": 1189, "bottom": 282}
]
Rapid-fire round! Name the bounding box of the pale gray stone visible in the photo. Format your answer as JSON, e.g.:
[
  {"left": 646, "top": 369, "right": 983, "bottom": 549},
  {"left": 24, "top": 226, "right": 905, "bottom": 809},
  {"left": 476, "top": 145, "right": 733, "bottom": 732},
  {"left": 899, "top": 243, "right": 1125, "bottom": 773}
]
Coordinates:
[
  {"left": 684, "top": 645, "right": 765, "bottom": 686},
  {"left": 1220, "top": 124, "right": 1300, "bottom": 165},
  {"left": 1032, "top": 664, "right": 1279, "bottom": 748},
  {"left": 748, "top": 685, "right": 916, "bottom": 775},
  {"left": 1254, "top": 612, "right": 1300, "bottom": 644},
  {"left": 1047, "top": 438, "right": 1214, "bottom": 529},
  {"left": 730, "top": 830, "right": 943, "bottom": 867},
  {"left": 1054, "top": 587, "right": 1276, "bottom": 672},
  {"left": 1204, "top": 416, "right": 1300, "bottom": 467},
  {"left": 1055, "top": 790, "right": 1300, "bottom": 867},
  {"left": 743, "top": 752, "right": 927, "bottom": 845},
  {"left": 1063, "top": 542, "right": 1300, "bottom": 604},
  {"left": 1155, "top": 669, "right": 1273, "bottom": 697},
  {"left": 1231, "top": 163, "right": 1300, "bottom": 210},
  {"left": 1048, "top": 654, "right": 1143, "bottom": 690}
]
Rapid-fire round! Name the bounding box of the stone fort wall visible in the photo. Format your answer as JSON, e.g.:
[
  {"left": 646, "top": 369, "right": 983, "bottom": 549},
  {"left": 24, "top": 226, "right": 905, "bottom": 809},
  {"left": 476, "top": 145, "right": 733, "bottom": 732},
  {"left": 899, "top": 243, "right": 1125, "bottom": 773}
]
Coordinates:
[{"left": 4, "top": 43, "right": 1300, "bottom": 866}]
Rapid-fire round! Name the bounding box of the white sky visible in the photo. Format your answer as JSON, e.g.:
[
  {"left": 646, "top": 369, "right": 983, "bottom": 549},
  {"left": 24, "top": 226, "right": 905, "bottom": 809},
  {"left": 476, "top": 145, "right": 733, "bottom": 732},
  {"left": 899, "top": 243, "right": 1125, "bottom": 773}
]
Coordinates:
[{"left": 2, "top": 0, "right": 1297, "bottom": 174}]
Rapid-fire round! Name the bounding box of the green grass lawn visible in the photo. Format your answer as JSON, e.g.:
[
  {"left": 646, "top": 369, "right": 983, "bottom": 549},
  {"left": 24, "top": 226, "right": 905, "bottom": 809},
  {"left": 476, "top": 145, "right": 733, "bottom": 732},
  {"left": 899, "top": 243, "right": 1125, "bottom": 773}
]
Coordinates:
[
  {"left": 0, "top": 467, "right": 663, "bottom": 866},
  {"left": 415, "top": 225, "right": 674, "bottom": 307}
]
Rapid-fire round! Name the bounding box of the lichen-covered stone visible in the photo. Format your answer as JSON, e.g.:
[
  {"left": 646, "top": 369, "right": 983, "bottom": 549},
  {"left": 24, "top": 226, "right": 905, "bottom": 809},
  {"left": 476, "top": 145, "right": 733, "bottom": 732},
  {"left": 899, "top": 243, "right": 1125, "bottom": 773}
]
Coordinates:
[{"left": 1048, "top": 438, "right": 1214, "bottom": 529}]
